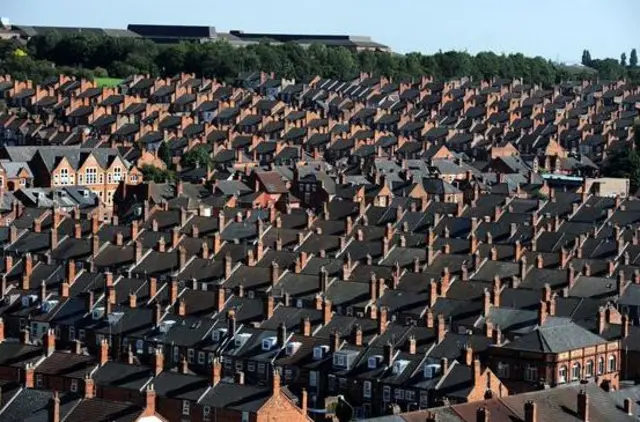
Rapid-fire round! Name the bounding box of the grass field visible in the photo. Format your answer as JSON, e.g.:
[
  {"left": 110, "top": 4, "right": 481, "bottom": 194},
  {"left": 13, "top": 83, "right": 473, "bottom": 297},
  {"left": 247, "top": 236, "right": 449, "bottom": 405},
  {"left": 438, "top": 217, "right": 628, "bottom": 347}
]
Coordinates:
[{"left": 95, "top": 77, "right": 123, "bottom": 88}]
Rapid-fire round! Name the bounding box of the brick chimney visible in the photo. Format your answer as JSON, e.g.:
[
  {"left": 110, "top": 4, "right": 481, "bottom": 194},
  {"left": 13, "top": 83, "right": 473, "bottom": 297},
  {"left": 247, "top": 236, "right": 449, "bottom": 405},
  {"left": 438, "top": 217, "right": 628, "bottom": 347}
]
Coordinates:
[
  {"left": 84, "top": 374, "right": 95, "bottom": 399},
  {"left": 270, "top": 261, "right": 280, "bottom": 286},
  {"left": 131, "top": 220, "right": 139, "bottom": 240},
  {"left": 211, "top": 357, "right": 222, "bottom": 386},
  {"left": 153, "top": 347, "right": 164, "bottom": 376},
  {"left": 436, "top": 313, "right": 446, "bottom": 343},
  {"left": 99, "top": 338, "right": 109, "bottom": 365},
  {"left": 24, "top": 363, "right": 34, "bottom": 388},
  {"left": 577, "top": 390, "right": 589, "bottom": 422},
  {"left": 425, "top": 308, "right": 434, "bottom": 328},
  {"left": 408, "top": 335, "right": 416, "bottom": 354},
  {"left": 170, "top": 278, "right": 178, "bottom": 304},
  {"left": 44, "top": 328, "right": 56, "bottom": 356},
  {"left": 277, "top": 322, "right": 287, "bottom": 348},
  {"left": 538, "top": 301, "right": 547, "bottom": 326},
  {"left": 144, "top": 384, "right": 156, "bottom": 416},
  {"left": 524, "top": 401, "right": 537, "bottom": 422},
  {"left": 134, "top": 241, "right": 142, "bottom": 262},
  {"left": 20, "top": 328, "right": 30, "bottom": 345},
  {"left": 0, "top": 318, "right": 4, "bottom": 343},
  {"left": 177, "top": 298, "right": 186, "bottom": 316},
  {"left": 50, "top": 391, "right": 60, "bottom": 422},
  {"left": 323, "top": 299, "right": 332, "bottom": 325},
  {"left": 597, "top": 306, "right": 605, "bottom": 334},
  {"left": 378, "top": 306, "right": 388, "bottom": 335},
  {"left": 272, "top": 367, "right": 281, "bottom": 397},
  {"left": 264, "top": 294, "right": 274, "bottom": 320}
]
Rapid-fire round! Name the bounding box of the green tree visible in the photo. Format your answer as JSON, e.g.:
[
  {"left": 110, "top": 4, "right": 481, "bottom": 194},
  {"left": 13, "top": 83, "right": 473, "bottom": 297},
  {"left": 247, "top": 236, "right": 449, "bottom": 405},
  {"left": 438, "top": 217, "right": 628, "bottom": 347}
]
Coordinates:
[
  {"left": 630, "top": 49, "right": 638, "bottom": 68},
  {"left": 602, "top": 148, "right": 640, "bottom": 191},
  {"left": 181, "top": 145, "right": 211, "bottom": 168},
  {"left": 158, "top": 142, "right": 172, "bottom": 169},
  {"left": 621, "top": 52, "right": 627, "bottom": 67},
  {"left": 581, "top": 49, "right": 592, "bottom": 66},
  {"left": 140, "top": 165, "right": 176, "bottom": 183}
]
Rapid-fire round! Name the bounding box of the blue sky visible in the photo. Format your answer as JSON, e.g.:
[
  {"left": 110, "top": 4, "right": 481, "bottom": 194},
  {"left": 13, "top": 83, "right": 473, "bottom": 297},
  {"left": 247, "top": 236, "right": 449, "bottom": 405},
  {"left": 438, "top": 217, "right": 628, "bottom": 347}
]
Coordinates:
[{"left": 4, "top": 0, "right": 638, "bottom": 63}]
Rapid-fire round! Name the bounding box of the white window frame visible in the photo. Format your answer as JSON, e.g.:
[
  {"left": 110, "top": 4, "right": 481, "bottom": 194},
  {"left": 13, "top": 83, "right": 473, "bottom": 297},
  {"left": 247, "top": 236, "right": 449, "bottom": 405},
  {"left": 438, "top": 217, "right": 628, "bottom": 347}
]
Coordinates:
[
  {"left": 309, "top": 370, "right": 317, "bottom": 387},
  {"left": 198, "top": 352, "right": 205, "bottom": 365},
  {"left": 182, "top": 400, "right": 190, "bottom": 416},
  {"left": 382, "top": 385, "right": 391, "bottom": 402},
  {"left": 203, "top": 406, "right": 211, "bottom": 421},
  {"left": 572, "top": 362, "right": 581, "bottom": 380},
  {"left": 78, "top": 329, "right": 85, "bottom": 341},
  {"left": 585, "top": 360, "right": 594, "bottom": 377},
  {"left": 609, "top": 355, "right": 617, "bottom": 372},
  {"left": 525, "top": 365, "right": 537, "bottom": 382},
  {"left": 558, "top": 365, "right": 567, "bottom": 384},
  {"left": 68, "top": 327, "right": 75, "bottom": 341},
  {"left": 70, "top": 379, "right": 78, "bottom": 392},
  {"left": 60, "top": 168, "right": 69, "bottom": 185},
  {"left": 247, "top": 361, "right": 256, "bottom": 372},
  {"left": 363, "top": 380, "right": 372, "bottom": 398},
  {"left": 85, "top": 168, "right": 97, "bottom": 185},
  {"left": 187, "top": 348, "right": 194, "bottom": 363}
]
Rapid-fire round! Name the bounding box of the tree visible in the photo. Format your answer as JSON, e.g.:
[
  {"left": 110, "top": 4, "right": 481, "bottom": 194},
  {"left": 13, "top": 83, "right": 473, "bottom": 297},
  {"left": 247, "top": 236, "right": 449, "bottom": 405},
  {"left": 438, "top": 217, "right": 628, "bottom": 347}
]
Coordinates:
[
  {"left": 181, "top": 145, "right": 211, "bottom": 169},
  {"left": 158, "top": 142, "right": 172, "bottom": 169},
  {"left": 581, "top": 49, "right": 592, "bottom": 67},
  {"left": 140, "top": 165, "right": 176, "bottom": 183},
  {"left": 601, "top": 148, "right": 640, "bottom": 192},
  {"left": 621, "top": 52, "right": 627, "bottom": 67},
  {"left": 631, "top": 49, "right": 638, "bottom": 68}
]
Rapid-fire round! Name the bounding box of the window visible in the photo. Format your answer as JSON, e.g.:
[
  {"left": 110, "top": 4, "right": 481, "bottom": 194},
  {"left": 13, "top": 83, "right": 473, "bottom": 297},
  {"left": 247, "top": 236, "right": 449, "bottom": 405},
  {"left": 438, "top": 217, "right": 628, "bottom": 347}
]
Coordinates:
[
  {"left": 78, "top": 174, "right": 83, "bottom": 184},
  {"left": 497, "top": 362, "right": 510, "bottom": 378},
  {"left": 309, "top": 370, "right": 317, "bottom": 387},
  {"left": 208, "top": 353, "right": 215, "bottom": 365},
  {"left": 173, "top": 346, "right": 180, "bottom": 362},
  {"left": 609, "top": 355, "right": 617, "bottom": 372},
  {"left": 70, "top": 379, "right": 78, "bottom": 392},
  {"left": 395, "top": 389, "right": 404, "bottom": 400},
  {"left": 363, "top": 380, "right": 372, "bottom": 398},
  {"left": 257, "top": 363, "right": 265, "bottom": 374},
  {"left": 247, "top": 362, "right": 255, "bottom": 372},
  {"left": 113, "top": 167, "right": 122, "bottom": 182},
  {"left": 130, "top": 175, "right": 138, "bottom": 183},
  {"left": 36, "top": 374, "right": 43, "bottom": 388},
  {"left": 598, "top": 357, "right": 605, "bottom": 375},
  {"left": 558, "top": 365, "right": 567, "bottom": 383},
  {"left": 60, "top": 168, "right": 69, "bottom": 185},
  {"left": 202, "top": 406, "right": 211, "bottom": 421},
  {"left": 187, "top": 349, "right": 194, "bottom": 363},
  {"left": 235, "top": 361, "right": 243, "bottom": 371},
  {"left": 85, "top": 168, "right": 97, "bottom": 185},
  {"left": 382, "top": 386, "right": 391, "bottom": 402},
  {"left": 242, "top": 412, "right": 249, "bottom": 422},
  {"left": 572, "top": 362, "right": 581, "bottom": 380},
  {"left": 585, "top": 360, "right": 594, "bottom": 377},
  {"left": 405, "top": 390, "right": 416, "bottom": 402},
  {"left": 68, "top": 327, "right": 75, "bottom": 341},
  {"left": 78, "top": 329, "right": 85, "bottom": 341},
  {"left": 284, "top": 369, "right": 292, "bottom": 380},
  {"left": 525, "top": 365, "right": 537, "bottom": 382},
  {"left": 333, "top": 354, "right": 346, "bottom": 367},
  {"left": 182, "top": 400, "right": 190, "bottom": 416},
  {"left": 198, "top": 352, "right": 205, "bottom": 365}
]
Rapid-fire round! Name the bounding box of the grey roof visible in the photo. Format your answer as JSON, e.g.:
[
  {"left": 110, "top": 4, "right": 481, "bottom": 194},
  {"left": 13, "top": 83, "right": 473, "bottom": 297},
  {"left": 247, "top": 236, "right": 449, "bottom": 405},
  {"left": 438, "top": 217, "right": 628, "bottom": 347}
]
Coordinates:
[{"left": 501, "top": 317, "right": 608, "bottom": 353}]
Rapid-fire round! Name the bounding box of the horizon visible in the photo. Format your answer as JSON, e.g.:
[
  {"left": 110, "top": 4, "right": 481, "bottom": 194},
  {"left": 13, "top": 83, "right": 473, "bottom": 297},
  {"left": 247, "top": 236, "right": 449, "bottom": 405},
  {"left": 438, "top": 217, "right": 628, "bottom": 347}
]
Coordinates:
[{"left": 4, "top": 0, "right": 638, "bottom": 64}]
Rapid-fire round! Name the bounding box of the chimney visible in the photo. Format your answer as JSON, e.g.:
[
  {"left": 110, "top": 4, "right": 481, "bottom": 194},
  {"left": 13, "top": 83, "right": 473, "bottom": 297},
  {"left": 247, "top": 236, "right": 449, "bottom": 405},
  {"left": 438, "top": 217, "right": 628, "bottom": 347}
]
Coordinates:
[
  {"left": 270, "top": 261, "right": 280, "bottom": 286},
  {"left": 277, "top": 322, "right": 287, "bottom": 348},
  {"left": 177, "top": 298, "right": 186, "bottom": 316},
  {"left": 50, "top": 391, "right": 60, "bottom": 422},
  {"left": 464, "top": 345, "right": 473, "bottom": 366},
  {"left": 134, "top": 241, "right": 142, "bottom": 262},
  {"left": 0, "top": 318, "right": 4, "bottom": 343},
  {"left": 180, "top": 356, "right": 189, "bottom": 374},
  {"left": 301, "top": 389, "right": 308, "bottom": 416},
  {"left": 91, "top": 213, "right": 99, "bottom": 235},
  {"left": 20, "top": 328, "right": 30, "bottom": 345},
  {"left": 622, "top": 313, "right": 629, "bottom": 338},
  {"left": 216, "top": 288, "right": 226, "bottom": 312},
  {"left": 369, "top": 274, "right": 377, "bottom": 302},
  {"left": 352, "top": 324, "right": 362, "bottom": 346},
  {"left": 515, "top": 240, "right": 522, "bottom": 261},
  {"left": 301, "top": 316, "right": 311, "bottom": 337},
  {"left": 264, "top": 294, "right": 274, "bottom": 319},
  {"left": 624, "top": 398, "right": 633, "bottom": 416},
  {"left": 567, "top": 266, "right": 576, "bottom": 288},
  {"left": 378, "top": 306, "right": 388, "bottom": 335},
  {"left": 425, "top": 308, "right": 434, "bottom": 328},
  {"left": 144, "top": 385, "right": 156, "bottom": 416},
  {"left": 597, "top": 306, "right": 605, "bottom": 334},
  {"left": 577, "top": 390, "right": 589, "bottom": 422},
  {"left": 436, "top": 313, "right": 446, "bottom": 343},
  {"left": 323, "top": 299, "right": 332, "bottom": 325},
  {"left": 170, "top": 278, "right": 178, "bottom": 304},
  {"left": 212, "top": 358, "right": 222, "bottom": 386},
  {"left": 272, "top": 368, "right": 281, "bottom": 397},
  {"left": 224, "top": 253, "right": 232, "bottom": 278},
  {"left": 408, "top": 335, "right": 416, "bottom": 354},
  {"left": 24, "top": 363, "right": 34, "bottom": 388},
  {"left": 50, "top": 227, "right": 58, "bottom": 249},
  {"left": 148, "top": 277, "right": 157, "bottom": 299},
  {"left": 476, "top": 406, "right": 490, "bottom": 422},
  {"left": 44, "top": 328, "right": 56, "bottom": 356},
  {"left": 234, "top": 371, "right": 245, "bottom": 385},
  {"left": 153, "top": 347, "right": 164, "bottom": 376},
  {"left": 383, "top": 342, "right": 394, "bottom": 366},
  {"left": 131, "top": 220, "right": 139, "bottom": 240},
  {"left": 99, "top": 338, "right": 109, "bottom": 365},
  {"left": 83, "top": 374, "right": 95, "bottom": 399},
  {"left": 538, "top": 301, "right": 547, "bottom": 326},
  {"left": 524, "top": 400, "right": 537, "bottom": 422}
]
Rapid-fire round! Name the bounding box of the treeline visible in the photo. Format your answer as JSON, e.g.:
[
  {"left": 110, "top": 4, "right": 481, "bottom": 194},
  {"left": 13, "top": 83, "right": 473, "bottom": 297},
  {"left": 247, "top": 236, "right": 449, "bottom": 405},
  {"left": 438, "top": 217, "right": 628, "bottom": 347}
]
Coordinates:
[{"left": 0, "top": 32, "right": 638, "bottom": 85}]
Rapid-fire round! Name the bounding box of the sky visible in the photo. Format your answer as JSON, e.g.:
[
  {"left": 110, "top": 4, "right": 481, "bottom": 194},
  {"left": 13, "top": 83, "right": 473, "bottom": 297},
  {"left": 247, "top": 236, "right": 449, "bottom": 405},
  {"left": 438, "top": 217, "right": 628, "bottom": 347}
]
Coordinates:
[{"left": 3, "top": 0, "right": 639, "bottom": 63}]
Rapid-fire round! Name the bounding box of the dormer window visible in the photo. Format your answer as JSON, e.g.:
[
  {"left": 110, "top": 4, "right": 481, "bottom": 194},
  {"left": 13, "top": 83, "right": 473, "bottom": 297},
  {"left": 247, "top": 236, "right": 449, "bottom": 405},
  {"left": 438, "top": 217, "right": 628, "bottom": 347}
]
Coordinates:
[
  {"left": 333, "top": 353, "right": 347, "bottom": 368},
  {"left": 313, "top": 345, "right": 329, "bottom": 360},
  {"left": 262, "top": 336, "right": 277, "bottom": 351},
  {"left": 368, "top": 355, "right": 382, "bottom": 369},
  {"left": 286, "top": 341, "right": 301, "bottom": 356},
  {"left": 392, "top": 360, "right": 409, "bottom": 375}
]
